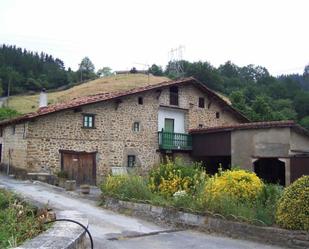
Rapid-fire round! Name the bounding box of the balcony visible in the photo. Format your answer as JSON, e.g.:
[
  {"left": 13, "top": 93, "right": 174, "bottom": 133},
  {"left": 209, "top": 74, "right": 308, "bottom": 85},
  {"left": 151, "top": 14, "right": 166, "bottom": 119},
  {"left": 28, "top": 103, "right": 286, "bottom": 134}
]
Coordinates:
[{"left": 158, "top": 131, "right": 192, "bottom": 151}]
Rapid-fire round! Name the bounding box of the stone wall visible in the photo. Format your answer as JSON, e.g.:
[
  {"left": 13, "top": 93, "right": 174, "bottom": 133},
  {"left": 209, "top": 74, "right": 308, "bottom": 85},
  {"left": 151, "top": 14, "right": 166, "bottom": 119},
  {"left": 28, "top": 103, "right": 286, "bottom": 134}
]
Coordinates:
[
  {"left": 1, "top": 123, "right": 28, "bottom": 174},
  {"left": 105, "top": 198, "right": 309, "bottom": 249},
  {"left": 159, "top": 84, "right": 241, "bottom": 131},
  {"left": 1, "top": 83, "right": 243, "bottom": 183},
  {"left": 26, "top": 91, "right": 160, "bottom": 183}
]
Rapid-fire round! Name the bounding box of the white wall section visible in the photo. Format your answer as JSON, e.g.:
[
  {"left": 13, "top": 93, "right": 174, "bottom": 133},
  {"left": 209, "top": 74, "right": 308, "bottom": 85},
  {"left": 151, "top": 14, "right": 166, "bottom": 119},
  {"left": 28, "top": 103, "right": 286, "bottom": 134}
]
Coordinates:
[{"left": 158, "top": 108, "right": 185, "bottom": 133}]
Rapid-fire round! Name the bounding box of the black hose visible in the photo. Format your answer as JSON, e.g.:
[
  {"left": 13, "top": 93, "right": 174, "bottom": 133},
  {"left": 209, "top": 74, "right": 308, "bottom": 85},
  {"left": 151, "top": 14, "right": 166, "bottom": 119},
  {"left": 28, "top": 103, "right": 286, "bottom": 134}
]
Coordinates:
[{"left": 45, "top": 218, "right": 94, "bottom": 249}]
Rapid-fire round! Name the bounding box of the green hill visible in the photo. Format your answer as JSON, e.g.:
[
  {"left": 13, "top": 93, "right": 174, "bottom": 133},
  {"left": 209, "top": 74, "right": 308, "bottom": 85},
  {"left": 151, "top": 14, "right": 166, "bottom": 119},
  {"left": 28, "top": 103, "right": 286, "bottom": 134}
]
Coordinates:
[{"left": 7, "top": 74, "right": 169, "bottom": 114}]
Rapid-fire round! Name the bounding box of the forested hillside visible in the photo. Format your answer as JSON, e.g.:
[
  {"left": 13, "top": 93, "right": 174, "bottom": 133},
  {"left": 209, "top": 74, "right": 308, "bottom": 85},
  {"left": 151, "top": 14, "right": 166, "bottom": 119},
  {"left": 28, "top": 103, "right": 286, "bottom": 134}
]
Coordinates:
[
  {"left": 150, "top": 61, "right": 309, "bottom": 129},
  {"left": 1, "top": 44, "right": 309, "bottom": 130},
  {"left": 0, "top": 44, "right": 99, "bottom": 96}
]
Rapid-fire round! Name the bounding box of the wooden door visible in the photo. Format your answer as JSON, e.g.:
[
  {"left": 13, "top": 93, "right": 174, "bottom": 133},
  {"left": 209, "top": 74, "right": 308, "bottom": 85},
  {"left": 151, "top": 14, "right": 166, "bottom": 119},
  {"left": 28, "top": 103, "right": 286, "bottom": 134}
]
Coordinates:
[
  {"left": 61, "top": 151, "right": 96, "bottom": 185},
  {"left": 78, "top": 153, "right": 96, "bottom": 185}
]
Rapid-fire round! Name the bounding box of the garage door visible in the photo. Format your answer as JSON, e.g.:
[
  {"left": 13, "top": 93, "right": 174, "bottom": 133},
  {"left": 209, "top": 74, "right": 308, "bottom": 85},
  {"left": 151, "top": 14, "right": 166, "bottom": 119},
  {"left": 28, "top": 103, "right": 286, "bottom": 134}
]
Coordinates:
[{"left": 61, "top": 151, "right": 96, "bottom": 185}]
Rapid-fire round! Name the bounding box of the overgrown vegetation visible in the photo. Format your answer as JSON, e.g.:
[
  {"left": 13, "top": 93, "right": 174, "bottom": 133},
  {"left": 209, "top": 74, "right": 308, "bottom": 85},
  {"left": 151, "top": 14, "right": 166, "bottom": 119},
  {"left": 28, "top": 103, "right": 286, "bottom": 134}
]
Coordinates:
[
  {"left": 0, "top": 107, "right": 19, "bottom": 120},
  {"left": 0, "top": 189, "right": 48, "bottom": 248},
  {"left": 101, "top": 160, "right": 290, "bottom": 227}
]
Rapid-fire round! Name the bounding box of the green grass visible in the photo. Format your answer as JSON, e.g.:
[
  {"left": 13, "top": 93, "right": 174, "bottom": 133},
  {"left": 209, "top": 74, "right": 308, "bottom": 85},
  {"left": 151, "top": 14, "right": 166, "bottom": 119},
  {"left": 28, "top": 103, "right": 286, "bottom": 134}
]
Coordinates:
[{"left": 0, "top": 189, "right": 47, "bottom": 248}]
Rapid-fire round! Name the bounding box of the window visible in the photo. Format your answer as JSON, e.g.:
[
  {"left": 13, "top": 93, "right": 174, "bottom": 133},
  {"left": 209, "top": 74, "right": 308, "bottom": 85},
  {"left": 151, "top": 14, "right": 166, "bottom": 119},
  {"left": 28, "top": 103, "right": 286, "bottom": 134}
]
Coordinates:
[
  {"left": 127, "top": 155, "right": 136, "bottom": 167},
  {"left": 216, "top": 112, "right": 220, "bottom": 119},
  {"left": 0, "top": 127, "right": 3, "bottom": 137},
  {"left": 12, "top": 125, "right": 16, "bottom": 135},
  {"left": 83, "top": 114, "right": 95, "bottom": 128},
  {"left": 138, "top": 97, "right": 143, "bottom": 105},
  {"left": 198, "top": 97, "right": 205, "bottom": 108},
  {"left": 133, "top": 122, "right": 140, "bottom": 132},
  {"left": 198, "top": 124, "right": 203, "bottom": 128},
  {"left": 169, "top": 86, "right": 179, "bottom": 106}
]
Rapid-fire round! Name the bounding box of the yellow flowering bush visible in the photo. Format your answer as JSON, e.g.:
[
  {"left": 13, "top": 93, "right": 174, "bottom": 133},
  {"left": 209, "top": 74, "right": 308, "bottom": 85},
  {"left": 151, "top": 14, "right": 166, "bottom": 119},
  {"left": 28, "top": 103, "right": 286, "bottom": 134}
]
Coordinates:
[
  {"left": 205, "top": 169, "right": 263, "bottom": 202},
  {"left": 149, "top": 159, "right": 206, "bottom": 197},
  {"left": 101, "top": 175, "right": 127, "bottom": 196},
  {"left": 276, "top": 175, "right": 309, "bottom": 230}
]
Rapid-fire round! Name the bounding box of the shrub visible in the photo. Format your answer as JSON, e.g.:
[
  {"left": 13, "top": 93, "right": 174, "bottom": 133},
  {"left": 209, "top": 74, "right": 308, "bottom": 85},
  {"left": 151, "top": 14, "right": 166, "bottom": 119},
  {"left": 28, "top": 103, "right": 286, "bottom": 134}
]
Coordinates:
[
  {"left": 148, "top": 159, "right": 207, "bottom": 197},
  {"left": 276, "top": 175, "right": 309, "bottom": 230},
  {"left": 101, "top": 175, "right": 153, "bottom": 201},
  {"left": 204, "top": 184, "right": 283, "bottom": 225},
  {"left": 56, "top": 170, "right": 68, "bottom": 179},
  {"left": 205, "top": 169, "right": 263, "bottom": 202},
  {"left": 255, "top": 184, "right": 283, "bottom": 225}
]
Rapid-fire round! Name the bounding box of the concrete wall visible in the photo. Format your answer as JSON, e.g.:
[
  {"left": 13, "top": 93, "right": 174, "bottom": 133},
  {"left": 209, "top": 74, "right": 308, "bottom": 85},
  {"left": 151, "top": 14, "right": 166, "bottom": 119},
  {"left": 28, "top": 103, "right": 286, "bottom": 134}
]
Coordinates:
[
  {"left": 158, "top": 107, "right": 186, "bottom": 133},
  {"left": 231, "top": 128, "right": 291, "bottom": 170},
  {"left": 15, "top": 210, "right": 88, "bottom": 249},
  {"left": 290, "top": 130, "right": 309, "bottom": 154}
]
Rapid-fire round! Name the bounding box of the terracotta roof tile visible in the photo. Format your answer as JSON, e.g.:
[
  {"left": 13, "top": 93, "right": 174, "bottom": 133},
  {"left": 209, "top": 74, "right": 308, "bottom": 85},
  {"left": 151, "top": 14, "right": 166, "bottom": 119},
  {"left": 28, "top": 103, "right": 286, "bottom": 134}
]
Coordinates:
[
  {"left": 0, "top": 77, "right": 249, "bottom": 125},
  {"left": 189, "top": 120, "right": 309, "bottom": 136}
]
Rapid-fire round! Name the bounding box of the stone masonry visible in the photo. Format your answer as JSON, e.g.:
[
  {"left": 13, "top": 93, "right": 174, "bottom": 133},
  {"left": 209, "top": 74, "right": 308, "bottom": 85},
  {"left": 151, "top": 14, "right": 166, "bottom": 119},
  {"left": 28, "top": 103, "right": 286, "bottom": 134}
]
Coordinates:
[{"left": 1, "top": 82, "right": 242, "bottom": 184}]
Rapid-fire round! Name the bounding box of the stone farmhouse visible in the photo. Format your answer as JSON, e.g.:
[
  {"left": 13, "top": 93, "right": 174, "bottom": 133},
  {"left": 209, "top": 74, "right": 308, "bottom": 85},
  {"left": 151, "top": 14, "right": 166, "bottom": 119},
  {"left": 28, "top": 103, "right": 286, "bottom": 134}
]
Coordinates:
[{"left": 0, "top": 77, "right": 308, "bottom": 186}]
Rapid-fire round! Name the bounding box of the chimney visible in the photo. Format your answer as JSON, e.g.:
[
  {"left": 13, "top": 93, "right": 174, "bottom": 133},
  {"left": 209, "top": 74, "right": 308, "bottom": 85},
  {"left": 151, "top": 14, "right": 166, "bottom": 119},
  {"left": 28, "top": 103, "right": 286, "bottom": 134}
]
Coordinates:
[{"left": 39, "top": 88, "right": 47, "bottom": 108}]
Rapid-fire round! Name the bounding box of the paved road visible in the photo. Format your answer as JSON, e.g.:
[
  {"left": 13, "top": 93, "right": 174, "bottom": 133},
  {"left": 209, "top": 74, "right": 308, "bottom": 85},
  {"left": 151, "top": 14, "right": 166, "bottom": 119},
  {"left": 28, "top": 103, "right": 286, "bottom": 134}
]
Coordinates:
[{"left": 0, "top": 175, "right": 286, "bottom": 249}]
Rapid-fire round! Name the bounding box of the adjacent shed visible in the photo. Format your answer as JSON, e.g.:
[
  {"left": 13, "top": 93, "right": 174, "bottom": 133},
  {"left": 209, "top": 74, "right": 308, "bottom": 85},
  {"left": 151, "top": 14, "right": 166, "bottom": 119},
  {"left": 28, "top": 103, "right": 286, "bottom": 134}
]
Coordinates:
[{"left": 190, "top": 121, "right": 309, "bottom": 186}]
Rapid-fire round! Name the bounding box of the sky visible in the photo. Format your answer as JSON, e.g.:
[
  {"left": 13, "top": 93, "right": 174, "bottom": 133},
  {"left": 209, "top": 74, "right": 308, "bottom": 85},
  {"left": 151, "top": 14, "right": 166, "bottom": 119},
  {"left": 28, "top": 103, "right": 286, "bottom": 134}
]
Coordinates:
[{"left": 0, "top": 0, "right": 308, "bottom": 75}]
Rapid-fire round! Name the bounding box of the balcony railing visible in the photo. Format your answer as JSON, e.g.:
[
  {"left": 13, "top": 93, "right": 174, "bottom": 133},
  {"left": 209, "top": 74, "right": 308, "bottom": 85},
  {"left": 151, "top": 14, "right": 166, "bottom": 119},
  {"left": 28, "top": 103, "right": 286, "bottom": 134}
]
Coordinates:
[{"left": 158, "top": 131, "right": 192, "bottom": 150}]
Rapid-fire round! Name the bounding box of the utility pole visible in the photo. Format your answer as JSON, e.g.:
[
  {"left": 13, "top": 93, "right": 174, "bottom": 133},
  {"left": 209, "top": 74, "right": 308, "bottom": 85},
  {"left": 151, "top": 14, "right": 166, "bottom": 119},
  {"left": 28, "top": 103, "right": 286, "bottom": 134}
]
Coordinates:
[
  {"left": 168, "top": 45, "right": 185, "bottom": 79},
  {"left": 7, "top": 69, "right": 12, "bottom": 107}
]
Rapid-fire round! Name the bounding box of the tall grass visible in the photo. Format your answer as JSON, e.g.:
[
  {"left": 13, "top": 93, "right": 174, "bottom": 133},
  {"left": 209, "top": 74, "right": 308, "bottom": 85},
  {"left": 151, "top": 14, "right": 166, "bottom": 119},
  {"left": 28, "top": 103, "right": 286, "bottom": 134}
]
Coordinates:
[
  {"left": 204, "top": 184, "right": 283, "bottom": 225},
  {"left": 101, "top": 175, "right": 153, "bottom": 201},
  {"left": 0, "top": 189, "right": 47, "bottom": 248}
]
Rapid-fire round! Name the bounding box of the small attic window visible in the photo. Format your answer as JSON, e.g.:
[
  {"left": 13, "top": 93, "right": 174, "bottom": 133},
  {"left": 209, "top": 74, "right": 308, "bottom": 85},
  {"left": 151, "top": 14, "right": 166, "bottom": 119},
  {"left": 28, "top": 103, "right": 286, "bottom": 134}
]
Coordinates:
[
  {"left": 216, "top": 112, "right": 220, "bottom": 119},
  {"left": 198, "top": 97, "right": 205, "bottom": 108},
  {"left": 138, "top": 97, "right": 143, "bottom": 105},
  {"left": 169, "top": 86, "right": 179, "bottom": 106}
]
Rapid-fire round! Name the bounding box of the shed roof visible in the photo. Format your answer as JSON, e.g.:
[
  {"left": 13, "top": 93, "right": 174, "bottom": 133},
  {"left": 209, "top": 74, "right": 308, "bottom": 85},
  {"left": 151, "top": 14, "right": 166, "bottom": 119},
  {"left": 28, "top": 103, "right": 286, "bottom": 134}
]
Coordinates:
[
  {"left": 0, "top": 77, "right": 249, "bottom": 126},
  {"left": 189, "top": 120, "right": 309, "bottom": 137}
]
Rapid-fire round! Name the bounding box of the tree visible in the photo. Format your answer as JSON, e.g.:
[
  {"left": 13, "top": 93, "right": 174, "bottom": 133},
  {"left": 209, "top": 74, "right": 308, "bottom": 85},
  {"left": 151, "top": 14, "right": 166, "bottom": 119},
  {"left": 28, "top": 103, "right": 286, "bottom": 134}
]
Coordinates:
[
  {"left": 300, "top": 116, "right": 309, "bottom": 130},
  {"left": 218, "top": 61, "right": 240, "bottom": 78},
  {"left": 304, "top": 64, "right": 309, "bottom": 77},
  {"left": 251, "top": 96, "right": 273, "bottom": 121},
  {"left": 294, "top": 92, "right": 309, "bottom": 119},
  {"left": 130, "top": 67, "right": 138, "bottom": 74},
  {"left": 148, "top": 64, "right": 163, "bottom": 76},
  {"left": 240, "top": 64, "right": 270, "bottom": 82},
  {"left": 78, "top": 57, "right": 96, "bottom": 81},
  {"left": 97, "top": 67, "right": 113, "bottom": 77}
]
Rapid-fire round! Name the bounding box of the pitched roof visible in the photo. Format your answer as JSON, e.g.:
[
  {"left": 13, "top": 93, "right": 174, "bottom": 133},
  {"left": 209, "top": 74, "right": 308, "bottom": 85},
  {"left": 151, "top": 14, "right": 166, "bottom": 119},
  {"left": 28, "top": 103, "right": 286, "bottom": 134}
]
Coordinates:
[
  {"left": 0, "top": 77, "right": 249, "bottom": 126},
  {"left": 190, "top": 120, "right": 309, "bottom": 137}
]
